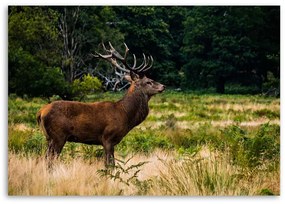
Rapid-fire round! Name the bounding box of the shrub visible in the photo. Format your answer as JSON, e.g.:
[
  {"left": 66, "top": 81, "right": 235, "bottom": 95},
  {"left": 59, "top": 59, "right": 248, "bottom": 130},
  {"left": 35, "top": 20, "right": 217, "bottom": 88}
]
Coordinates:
[
  {"left": 9, "top": 48, "right": 68, "bottom": 98},
  {"left": 117, "top": 130, "right": 172, "bottom": 154},
  {"left": 81, "top": 145, "right": 104, "bottom": 160},
  {"left": 24, "top": 132, "right": 46, "bottom": 155},
  {"left": 8, "top": 127, "right": 46, "bottom": 155},
  {"left": 245, "top": 124, "right": 279, "bottom": 167},
  {"left": 34, "top": 67, "right": 69, "bottom": 99},
  {"left": 8, "top": 128, "right": 32, "bottom": 153},
  {"left": 72, "top": 74, "right": 102, "bottom": 100},
  {"left": 97, "top": 156, "right": 150, "bottom": 195},
  {"left": 220, "top": 124, "right": 280, "bottom": 168}
]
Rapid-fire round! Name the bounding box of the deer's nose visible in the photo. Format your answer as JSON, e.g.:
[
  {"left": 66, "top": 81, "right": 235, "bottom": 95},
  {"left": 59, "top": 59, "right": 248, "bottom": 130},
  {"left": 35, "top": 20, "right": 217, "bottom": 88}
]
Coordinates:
[{"left": 159, "top": 84, "right": 166, "bottom": 92}]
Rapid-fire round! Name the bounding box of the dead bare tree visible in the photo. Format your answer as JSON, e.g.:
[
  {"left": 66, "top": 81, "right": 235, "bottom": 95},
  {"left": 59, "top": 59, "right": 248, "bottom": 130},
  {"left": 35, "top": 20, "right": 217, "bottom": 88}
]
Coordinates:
[
  {"left": 59, "top": 6, "right": 87, "bottom": 83},
  {"left": 59, "top": 7, "right": 126, "bottom": 92}
]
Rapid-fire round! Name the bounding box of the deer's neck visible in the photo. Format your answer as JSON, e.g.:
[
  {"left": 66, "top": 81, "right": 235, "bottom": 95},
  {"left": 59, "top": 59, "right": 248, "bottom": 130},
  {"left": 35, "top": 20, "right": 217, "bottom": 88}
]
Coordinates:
[{"left": 119, "top": 88, "right": 149, "bottom": 130}]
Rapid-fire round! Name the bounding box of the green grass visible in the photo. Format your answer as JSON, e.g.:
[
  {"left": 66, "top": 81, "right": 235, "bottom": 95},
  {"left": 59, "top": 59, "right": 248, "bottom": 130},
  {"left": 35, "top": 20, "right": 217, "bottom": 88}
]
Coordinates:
[{"left": 8, "top": 91, "right": 280, "bottom": 168}]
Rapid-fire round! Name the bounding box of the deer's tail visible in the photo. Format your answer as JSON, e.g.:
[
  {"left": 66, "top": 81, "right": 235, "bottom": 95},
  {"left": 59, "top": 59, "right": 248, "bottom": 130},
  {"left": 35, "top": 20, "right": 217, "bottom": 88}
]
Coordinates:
[
  {"left": 36, "top": 105, "right": 52, "bottom": 141},
  {"left": 36, "top": 110, "right": 42, "bottom": 126}
]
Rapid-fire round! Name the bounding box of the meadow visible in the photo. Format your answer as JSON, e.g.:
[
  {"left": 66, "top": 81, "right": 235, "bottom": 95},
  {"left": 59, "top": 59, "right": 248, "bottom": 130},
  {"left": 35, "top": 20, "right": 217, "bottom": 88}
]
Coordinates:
[{"left": 8, "top": 91, "right": 280, "bottom": 196}]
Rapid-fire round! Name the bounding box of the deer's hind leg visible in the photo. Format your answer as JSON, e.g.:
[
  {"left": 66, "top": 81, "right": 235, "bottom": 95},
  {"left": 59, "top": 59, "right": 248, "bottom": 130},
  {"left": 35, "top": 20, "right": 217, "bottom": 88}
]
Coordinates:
[
  {"left": 45, "top": 137, "right": 66, "bottom": 169},
  {"left": 44, "top": 126, "right": 67, "bottom": 168},
  {"left": 46, "top": 138, "right": 66, "bottom": 159}
]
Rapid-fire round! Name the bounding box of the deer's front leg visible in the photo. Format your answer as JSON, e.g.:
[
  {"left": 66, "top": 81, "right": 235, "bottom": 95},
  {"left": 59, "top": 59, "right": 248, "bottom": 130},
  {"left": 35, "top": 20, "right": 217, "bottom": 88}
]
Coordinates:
[{"left": 103, "top": 141, "right": 115, "bottom": 167}]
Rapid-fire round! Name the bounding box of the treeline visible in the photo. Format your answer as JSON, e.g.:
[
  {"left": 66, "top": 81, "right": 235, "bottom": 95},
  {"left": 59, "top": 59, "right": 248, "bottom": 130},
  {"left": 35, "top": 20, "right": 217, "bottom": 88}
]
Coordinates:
[{"left": 8, "top": 6, "right": 280, "bottom": 99}]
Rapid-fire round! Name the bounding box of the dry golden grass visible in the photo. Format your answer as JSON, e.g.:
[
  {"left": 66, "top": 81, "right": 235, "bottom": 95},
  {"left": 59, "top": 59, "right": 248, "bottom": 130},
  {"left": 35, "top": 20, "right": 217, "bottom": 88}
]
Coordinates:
[
  {"left": 8, "top": 150, "right": 170, "bottom": 196},
  {"left": 8, "top": 147, "right": 279, "bottom": 196},
  {"left": 154, "top": 148, "right": 280, "bottom": 196},
  {"left": 141, "top": 119, "right": 279, "bottom": 130},
  {"left": 207, "top": 102, "right": 280, "bottom": 113}
]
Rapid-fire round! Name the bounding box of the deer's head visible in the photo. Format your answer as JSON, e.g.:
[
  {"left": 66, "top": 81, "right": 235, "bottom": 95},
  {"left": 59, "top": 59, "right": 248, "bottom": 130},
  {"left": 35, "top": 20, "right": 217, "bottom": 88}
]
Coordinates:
[
  {"left": 124, "top": 73, "right": 165, "bottom": 97},
  {"left": 93, "top": 42, "right": 165, "bottom": 97}
]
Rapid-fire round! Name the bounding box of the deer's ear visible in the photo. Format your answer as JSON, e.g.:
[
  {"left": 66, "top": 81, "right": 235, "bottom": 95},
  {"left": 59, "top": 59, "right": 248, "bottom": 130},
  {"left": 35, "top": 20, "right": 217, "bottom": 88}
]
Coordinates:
[
  {"left": 124, "top": 74, "right": 133, "bottom": 82},
  {"left": 130, "top": 71, "right": 140, "bottom": 81},
  {"left": 124, "top": 74, "right": 133, "bottom": 83}
]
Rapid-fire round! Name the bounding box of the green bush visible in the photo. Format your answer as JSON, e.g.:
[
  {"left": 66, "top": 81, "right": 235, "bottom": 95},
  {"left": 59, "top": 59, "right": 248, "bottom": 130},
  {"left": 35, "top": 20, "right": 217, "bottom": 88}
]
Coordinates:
[
  {"left": 9, "top": 47, "right": 68, "bottom": 98},
  {"left": 72, "top": 74, "right": 102, "bottom": 100},
  {"left": 97, "top": 156, "right": 150, "bottom": 195},
  {"left": 220, "top": 124, "right": 280, "bottom": 168},
  {"left": 8, "top": 128, "right": 46, "bottom": 155},
  {"left": 24, "top": 132, "right": 46, "bottom": 155},
  {"left": 34, "top": 67, "right": 69, "bottom": 98},
  {"left": 8, "top": 128, "right": 32, "bottom": 153},
  {"left": 81, "top": 145, "right": 104, "bottom": 160},
  {"left": 117, "top": 130, "right": 172, "bottom": 154},
  {"left": 246, "top": 124, "right": 279, "bottom": 167}
]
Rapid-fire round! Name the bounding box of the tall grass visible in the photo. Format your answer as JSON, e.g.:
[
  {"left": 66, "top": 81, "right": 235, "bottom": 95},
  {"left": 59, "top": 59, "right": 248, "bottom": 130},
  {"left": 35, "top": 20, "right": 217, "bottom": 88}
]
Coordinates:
[
  {"left": 156, "top": 147, "right": 279, "bottom": 195},
  {"left": 8, "top": 148, "right": 279, "bottom": 196}
]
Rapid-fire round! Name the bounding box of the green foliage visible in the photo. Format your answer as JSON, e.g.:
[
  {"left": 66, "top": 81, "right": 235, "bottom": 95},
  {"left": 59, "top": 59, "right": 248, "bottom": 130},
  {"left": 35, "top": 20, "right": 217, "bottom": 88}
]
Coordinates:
[
  {"left": 259, "top": 188, "right": 274, "bottom": 195},
  {"left": 34, "top": 67, "right": 69, "bottom": 98},
  {"left": 97, "top": 156, "right": 151, "bottom": 195},
  {"left": 8, "top": 7, "right": 67, "bottom": 98},
  {"left": 8, "top": 128, "right": 32, "bottom": 153},
  {"left": 247, "top": 124, "right": 280, "bottom": 165},
  {"left": 8, "top": 6, "right": 61, "bottom": 63},
  {"left": 24, "top": 132, "right": 46, "bottom": 155},
  {"left": 8, "top": 6, "right": 279, "bottom": 95},
  {"left": 262, "top": 71, "right": 280, "bottom": 97},
  {"left": 114, "top": 7, "right": 179, "bottom": 86},
  {"left": 164, "top": 123, "right": 222, "bottom": 155},
  {"left": 59, "top": 6, "right": 125, "bottom": 84},
  {"left": 72, "top": 74, "right": 102, "bottom": 100},
  {"left": 8, "top": 97, "right": 47, "bottom": 126},
  {"left": 220, "top": 124, "right": 280, "bottom": 168},
  {"left": 117, "top": 129, "right": 172, "bottom": 154},
  {"left": 181, "top": 6, "right": 279, "bottom": 93},
  {"left": 83, "top": 146, "right": 105, "bottom": 159},
  {"left": 8, "top": 128, "right": 46, "bottom": 155}
]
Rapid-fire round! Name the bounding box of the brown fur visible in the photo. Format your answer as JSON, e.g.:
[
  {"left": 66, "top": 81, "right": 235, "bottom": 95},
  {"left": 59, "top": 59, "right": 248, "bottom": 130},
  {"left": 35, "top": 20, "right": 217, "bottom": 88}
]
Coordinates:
[{"left": 37, "top": 76, "right": 165, "bottom": 166}]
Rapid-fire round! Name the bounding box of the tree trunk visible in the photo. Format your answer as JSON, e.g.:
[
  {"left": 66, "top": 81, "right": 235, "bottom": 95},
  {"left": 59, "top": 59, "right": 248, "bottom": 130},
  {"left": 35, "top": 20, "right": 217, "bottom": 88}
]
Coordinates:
[
  {"left": 59, "top": 7, "right": 79, "bottom": 84},
  {"left": 216, "top": 76, "right": 225, "bottom": 94}
]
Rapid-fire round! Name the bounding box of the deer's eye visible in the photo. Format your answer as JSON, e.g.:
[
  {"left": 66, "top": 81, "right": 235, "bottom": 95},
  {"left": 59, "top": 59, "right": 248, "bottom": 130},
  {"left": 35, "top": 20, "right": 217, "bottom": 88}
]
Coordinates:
[{"left": 147, "top": 81, "right": 153, "bottom": 85}]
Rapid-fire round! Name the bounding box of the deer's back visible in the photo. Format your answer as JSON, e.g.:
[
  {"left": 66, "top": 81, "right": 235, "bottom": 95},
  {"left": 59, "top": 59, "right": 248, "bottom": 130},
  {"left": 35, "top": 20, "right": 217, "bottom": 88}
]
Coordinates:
[
  {"left": 38, "top": 100, "right": 129, "bottom": 145},
  {"left": 44, "top": 100, "right": 123, "bottom": 116}
]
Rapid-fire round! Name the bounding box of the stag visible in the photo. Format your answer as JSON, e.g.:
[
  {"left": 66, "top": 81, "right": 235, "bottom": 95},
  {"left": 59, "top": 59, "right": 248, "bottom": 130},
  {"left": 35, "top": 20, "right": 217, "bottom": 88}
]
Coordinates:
[{"left": 37, "top": 42, "right": 165, "bottom": 166}]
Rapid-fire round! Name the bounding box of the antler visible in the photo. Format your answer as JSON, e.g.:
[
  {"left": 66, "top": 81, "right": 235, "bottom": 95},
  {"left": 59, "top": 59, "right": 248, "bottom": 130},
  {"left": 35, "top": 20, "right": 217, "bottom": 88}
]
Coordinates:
[{"left": 92, "top": 42, "right": 153, "bottom": 76}]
